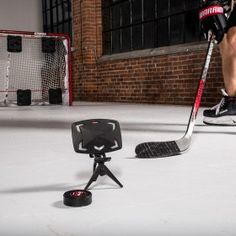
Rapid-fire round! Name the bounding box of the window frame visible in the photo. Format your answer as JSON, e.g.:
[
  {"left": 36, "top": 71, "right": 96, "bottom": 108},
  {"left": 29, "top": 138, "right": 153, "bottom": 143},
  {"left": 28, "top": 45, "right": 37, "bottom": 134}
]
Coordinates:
[{"left": 102, "top": 0, "right": 202, "bottom": 55}]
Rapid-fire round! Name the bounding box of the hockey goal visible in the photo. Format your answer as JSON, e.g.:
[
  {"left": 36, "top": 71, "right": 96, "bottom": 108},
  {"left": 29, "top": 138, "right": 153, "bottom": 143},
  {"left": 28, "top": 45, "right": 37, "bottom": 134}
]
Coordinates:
[{"left": 0, "top": 30, "right": 72, "bottom": 106}]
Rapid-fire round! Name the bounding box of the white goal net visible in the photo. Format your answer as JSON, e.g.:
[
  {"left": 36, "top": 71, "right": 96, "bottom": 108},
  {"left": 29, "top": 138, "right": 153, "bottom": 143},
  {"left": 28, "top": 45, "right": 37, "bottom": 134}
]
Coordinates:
[{"left": 0, "top": 30, "right": 72, "bottom": 106}]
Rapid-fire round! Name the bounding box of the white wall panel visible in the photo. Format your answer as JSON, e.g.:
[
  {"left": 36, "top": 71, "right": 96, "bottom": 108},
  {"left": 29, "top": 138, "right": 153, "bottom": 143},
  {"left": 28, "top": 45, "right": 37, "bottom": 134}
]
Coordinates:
[{"left": 0, "top": 0, "right": 43, "bottom": 32}]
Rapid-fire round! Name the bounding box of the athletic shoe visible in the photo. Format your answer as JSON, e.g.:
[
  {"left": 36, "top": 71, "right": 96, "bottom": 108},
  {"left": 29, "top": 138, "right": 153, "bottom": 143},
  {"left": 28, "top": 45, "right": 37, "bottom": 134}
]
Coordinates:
[{"left": 203, "top": 89, "right": 236, "bottom": 125}]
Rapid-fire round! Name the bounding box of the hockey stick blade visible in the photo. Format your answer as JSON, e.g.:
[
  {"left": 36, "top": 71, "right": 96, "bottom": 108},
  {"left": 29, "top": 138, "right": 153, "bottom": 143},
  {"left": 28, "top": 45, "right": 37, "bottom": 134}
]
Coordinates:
[
  {"left": 135, "top": 141, "right": 181, "bottom": 158},
  {"left": 135, "top": 37, "right": 215, "bottom": 158},
  {"left": 135, "top": 136, "right": 190, "bottom": 158}
]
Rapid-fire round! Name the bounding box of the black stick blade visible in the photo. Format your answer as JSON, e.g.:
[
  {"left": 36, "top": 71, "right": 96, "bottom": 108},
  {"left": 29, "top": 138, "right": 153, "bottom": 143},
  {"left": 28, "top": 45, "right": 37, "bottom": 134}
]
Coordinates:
[{"left": 135, "top": 141, "right": 181, "bottom": 158}]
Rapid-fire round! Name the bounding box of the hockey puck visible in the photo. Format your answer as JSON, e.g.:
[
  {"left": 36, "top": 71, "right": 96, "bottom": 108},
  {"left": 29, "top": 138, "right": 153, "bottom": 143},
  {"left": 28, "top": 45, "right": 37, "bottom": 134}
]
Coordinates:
[{"left": 63, "top": 189, "right": 92, "bottom": 207}]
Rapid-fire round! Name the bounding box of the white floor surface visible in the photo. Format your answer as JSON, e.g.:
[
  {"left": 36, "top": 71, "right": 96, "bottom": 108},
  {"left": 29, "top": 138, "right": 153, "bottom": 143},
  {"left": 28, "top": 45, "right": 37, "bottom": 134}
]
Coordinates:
[{"left": 0, "top": 102, "right": 236, "bottom": 236}]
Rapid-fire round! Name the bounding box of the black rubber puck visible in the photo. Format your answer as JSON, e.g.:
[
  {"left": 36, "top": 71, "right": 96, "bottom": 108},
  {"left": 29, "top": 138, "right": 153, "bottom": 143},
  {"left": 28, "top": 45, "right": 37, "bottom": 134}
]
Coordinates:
[{"left": 63, "top": 189, "right": 92, "bottom": 207}]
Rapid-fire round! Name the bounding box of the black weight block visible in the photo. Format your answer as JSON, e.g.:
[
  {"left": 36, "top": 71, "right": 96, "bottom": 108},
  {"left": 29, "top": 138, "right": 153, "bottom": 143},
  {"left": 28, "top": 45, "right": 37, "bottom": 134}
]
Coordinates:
[
  {"left": 49, "top": 88, "right": 62, "bottom": 104},
  {"left": 7, "top": 36, "right": 22, "bottom": 52},
  {"left": 42, "top": 37, "right": 56, "bottom": 53},
  {"left": 17, "top": 89, "right": 31, "bottom": 106}
]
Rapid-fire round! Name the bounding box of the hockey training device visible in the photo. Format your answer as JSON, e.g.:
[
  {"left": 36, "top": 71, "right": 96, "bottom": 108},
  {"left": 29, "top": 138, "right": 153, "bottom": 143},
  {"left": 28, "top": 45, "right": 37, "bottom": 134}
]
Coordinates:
[
  {"left": 72, "top": 119, "right": 122, "bottom": 189},
  {"left": 64, "top": 119, "right": 123, "bottom": 207},
  {"left": 135, "top": 37, "right": 215, "bottom": 158}
]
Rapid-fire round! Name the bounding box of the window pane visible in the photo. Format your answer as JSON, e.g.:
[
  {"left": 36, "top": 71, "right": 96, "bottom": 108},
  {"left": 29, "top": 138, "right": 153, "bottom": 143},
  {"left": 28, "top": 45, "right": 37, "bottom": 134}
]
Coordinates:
[
  {"left": 185, "top": 10, "right": 199, "bottom": 42},
  {"left": 112, "top": 30, "right": 120, "bottom": 53},
  {"left": 103, "top": 32, "right": 111, "bottom": 54},
  {"left": 121, "top": 27, "right": 131, "bottom": 52},
  {"left": 58, "top": 24, "right": 64, "bottom": 33},
  {"left": 65, "top": 0, "right": 71, "bottom": 12},
  {"left": 170, "top": 14, "right": 185, "bottom": 45},
  {"left": 170, "top": 0, "right": 185, "bottom": 14},
  {"left": 157, "top": 0, "right": 168, "bottom": 17},
  {"left": 112, "top": 5, "right": 120, "bottom": 29},
  {"left": 51, "top": 24, "right": 55, "bottom": 33},
  {"left": 132, "top": 0, "right": 142, "bottom": 24},
  {"left": 103, "top": 8, "right": 111, "bottom": 31},
  {"left": 157, "top": 18, "right": 169, "bottom": 47},
  {"left": 67, "top": 21, "right": 72, "bottom": 38},
  {"left": 102, "top": 0, "right": 112, "bottom": 8},
  {"left": 47, "top": 10, "right": 51, "bottom": 25},
  {"left": 53, "top": 7, "right": 57, "bottom": 24},
  {"left": 144, "top": 0, "right": 155, "bottom": 21},
  {"left": 58, "top": 5, "right": 63, "bottom": 22},
  {"left": 64, "top": 21, "right": 71, "bottom": 34},
  {"left": 44, "top": 25, "right": 49, "bottom": 32},
  {"left": 144, "top": 22, "right": 155, "bottom": 48},
  {"left": 42, "top": 0, "right": 46, "bottom": 10},
  {"left": 185, "top": 0, "right": 199, "bottom": 10},
  {"left": 46, "top": 0, "right": 51, "bottom": 9},
  {"left": 63, "top": 1, "right": 71, "bottom": 20},
  {"left": 132, "top": 24, "right": 142, "bottom": 50},
  {"left": 43, "top": 12, "right": 47, "bottom": 25},
  {"left": 52, "top": 0, "right": 57, "bottom": 7},
  {"left": 121, "top": 1, "right": 130, "bottom": 27}
]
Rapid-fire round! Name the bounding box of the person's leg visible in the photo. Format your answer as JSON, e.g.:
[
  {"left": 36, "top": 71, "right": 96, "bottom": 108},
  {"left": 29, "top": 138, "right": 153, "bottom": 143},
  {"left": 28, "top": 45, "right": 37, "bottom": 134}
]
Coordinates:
[
  {"left": 203, "top": 30, "right": 236, "bottom": 125},
  {"left": 219, "top": 26, "right": 236, "bottom": 96},
  {"left": 203, "top": 7, "right": 236, "bottom": 125}
]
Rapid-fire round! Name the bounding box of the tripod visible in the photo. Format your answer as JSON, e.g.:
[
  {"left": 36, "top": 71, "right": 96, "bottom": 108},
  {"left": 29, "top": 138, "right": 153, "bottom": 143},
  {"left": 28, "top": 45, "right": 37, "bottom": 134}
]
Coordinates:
[{"left": 84, "top": 153, "right": 123, "bottom": 190}]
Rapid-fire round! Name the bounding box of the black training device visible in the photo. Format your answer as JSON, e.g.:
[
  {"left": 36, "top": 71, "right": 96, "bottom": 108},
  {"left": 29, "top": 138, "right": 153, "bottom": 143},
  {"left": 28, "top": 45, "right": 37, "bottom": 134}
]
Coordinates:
[
  {"left": 72, "top": 119, "right": 122, "bottom": 155},
  {"left": 63, "top": 119, "right": 123, "bottom": 207},
  {"left": 71, "top": 119, "right": 123, "bottom": 190}
]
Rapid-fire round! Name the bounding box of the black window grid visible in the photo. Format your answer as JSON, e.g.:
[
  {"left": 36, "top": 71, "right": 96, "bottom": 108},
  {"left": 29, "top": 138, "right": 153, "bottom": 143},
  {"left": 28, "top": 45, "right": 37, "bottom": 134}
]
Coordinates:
[
  {"left": 102, "top": 0, "right": 203, "bottom": 55},
  {"left": 42, "top": 0, "right": 72, "bottom": 38}
]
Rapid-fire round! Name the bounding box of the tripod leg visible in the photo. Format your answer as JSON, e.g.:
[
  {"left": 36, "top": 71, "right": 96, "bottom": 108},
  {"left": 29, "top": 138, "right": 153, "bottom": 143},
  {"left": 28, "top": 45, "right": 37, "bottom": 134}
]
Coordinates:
[
  {"left": 84, "top": 167, "right": 100, "bottom": 190},
  {"left": 102, "top": 165, "right": 123, "bottom": 188},
  {"left": 93, "top": 161, "right": 97, "bottom": 173}
]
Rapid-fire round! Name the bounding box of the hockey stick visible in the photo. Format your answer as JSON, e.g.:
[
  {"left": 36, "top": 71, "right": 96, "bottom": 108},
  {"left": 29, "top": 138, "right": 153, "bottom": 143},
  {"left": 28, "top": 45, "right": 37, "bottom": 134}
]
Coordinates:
[{"left": 135, "top": 37, "right": 215, "bottom": 158}]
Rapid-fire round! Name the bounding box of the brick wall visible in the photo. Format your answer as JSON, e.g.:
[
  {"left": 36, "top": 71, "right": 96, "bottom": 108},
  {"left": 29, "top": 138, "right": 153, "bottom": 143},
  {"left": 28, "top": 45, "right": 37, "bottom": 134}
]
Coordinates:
[{"left": 72, "top": 0, "right": 224, "bottom": 106}]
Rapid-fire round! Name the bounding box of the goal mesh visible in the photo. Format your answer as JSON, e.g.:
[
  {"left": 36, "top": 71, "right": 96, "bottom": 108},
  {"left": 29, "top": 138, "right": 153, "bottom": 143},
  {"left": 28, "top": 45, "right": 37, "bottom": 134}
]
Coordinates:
[{"left": 0, "top": 31, "right": 72, "bottom": 106}]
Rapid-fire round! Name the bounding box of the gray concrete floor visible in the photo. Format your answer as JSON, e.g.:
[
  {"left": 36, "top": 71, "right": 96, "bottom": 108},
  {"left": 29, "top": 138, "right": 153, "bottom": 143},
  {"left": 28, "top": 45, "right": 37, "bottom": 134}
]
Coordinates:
[{"left": 0, "top": 102, "right": 236, "bottom": 236}]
